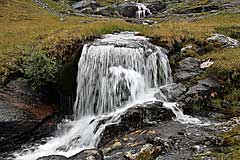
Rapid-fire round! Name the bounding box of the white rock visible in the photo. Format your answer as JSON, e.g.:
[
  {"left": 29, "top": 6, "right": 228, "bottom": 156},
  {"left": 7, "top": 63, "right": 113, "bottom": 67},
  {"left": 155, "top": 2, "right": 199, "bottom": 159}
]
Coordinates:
[{"left": 200, "top": 59, "right": 214, "bottom": 69}]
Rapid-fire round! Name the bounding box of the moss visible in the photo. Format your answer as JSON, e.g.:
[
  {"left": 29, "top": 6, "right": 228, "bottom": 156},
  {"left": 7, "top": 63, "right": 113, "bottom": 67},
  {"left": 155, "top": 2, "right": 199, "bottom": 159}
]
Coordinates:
[{"left": 209, "top": 125, "right": 240, "bottom": 160}]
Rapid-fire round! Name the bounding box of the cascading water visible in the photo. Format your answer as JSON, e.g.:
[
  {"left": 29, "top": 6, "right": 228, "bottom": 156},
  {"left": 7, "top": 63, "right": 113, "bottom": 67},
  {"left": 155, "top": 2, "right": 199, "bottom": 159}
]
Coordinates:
[
  {"left": 74, "top": 32, "right": 171, "bottom": 118},
  {"left": 136, "top": 3, "right": 151, "bottom": 18},
  {"left": 13, "top": 32, "right": 200, "bottom": 160}
]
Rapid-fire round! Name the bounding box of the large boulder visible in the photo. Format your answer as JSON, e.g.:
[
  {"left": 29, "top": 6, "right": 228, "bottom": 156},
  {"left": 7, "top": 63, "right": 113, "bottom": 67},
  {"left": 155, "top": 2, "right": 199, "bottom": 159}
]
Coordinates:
[
  {"left": 118, "top": 2, "right": 139, "bottom": 18},
  {"left": 98, "top": 101, "right": 175, "bottom": 147},
  {"left": 69, "top": 149, "right": 103, "bottom": 160},
  {"left": 186, "top": 78, "right": 222, "bottom": 98},
  {"left": 156, "top": 83, "right": 187, "bottom": 102},
  {"left": 174, "top": 57, "right": 202, "bottom": 82}
]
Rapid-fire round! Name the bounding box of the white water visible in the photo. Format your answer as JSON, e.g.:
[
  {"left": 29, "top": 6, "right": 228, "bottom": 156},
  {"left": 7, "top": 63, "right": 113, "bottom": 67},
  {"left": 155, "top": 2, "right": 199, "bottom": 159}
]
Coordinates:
[
  {"left": 136, "top": 3, "right": 151, "bottom": 18},
  {"left": 14, "top": 32, "right": 201, "bottom": 160}
]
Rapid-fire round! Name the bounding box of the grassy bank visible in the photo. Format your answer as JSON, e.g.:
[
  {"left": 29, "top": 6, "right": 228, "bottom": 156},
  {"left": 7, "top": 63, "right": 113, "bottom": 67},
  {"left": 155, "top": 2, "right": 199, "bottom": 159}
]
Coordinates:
[{"left": 1, "top": 0, "right": 240, "bottom": 87}]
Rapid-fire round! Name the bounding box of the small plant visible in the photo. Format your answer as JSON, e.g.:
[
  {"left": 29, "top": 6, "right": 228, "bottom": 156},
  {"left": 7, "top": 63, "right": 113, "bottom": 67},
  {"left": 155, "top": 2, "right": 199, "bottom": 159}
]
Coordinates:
[{"left": 22, "top": 50, "right": 61, "bottom": 90}]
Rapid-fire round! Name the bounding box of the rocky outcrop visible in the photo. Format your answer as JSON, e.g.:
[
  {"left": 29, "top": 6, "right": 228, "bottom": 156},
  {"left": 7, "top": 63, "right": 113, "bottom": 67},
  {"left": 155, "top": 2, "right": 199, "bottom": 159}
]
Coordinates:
[
  {"left": 174, "top": 57, "right": 202, "bottom": 82},
  {"left": 207, "top": 33, "right": 239, "bottom": 48},
  {"left": 98, "top": 101, "right": 175, "bottom": 147},
  {"left": 72, "top": 0, "right": 100, "bottom": 10},
  {"left": 146, "top": 1, "right": 166, "bottom": 14}
]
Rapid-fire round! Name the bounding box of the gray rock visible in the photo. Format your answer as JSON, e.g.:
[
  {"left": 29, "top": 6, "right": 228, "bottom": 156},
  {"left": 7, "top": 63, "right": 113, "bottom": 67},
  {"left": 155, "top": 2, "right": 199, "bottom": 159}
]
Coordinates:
[
  {"left": 37, "top": 155, "right": 67, "bottom": 160},
  {"left": 104, "top": 152, "right": 128, "bottom": 160},
  {"left": 72, "top": 0, "right": 100, "bottom": 10},
  {"left": 174, "top": 57, "right": 202, "bottom": 81},
  {"left": 78, "top": 7, "right": 94, "bottom": 14},
  {"left": 207, "top": 33, "right": 239, "bottom": 48},
  {"left": 69, "top": 149, "right": 103, "bottom": 160},
  {"left": 146, "top": 1, "right": 166, "bottom": 14},
  {"left": 98, "top": 101, "right": 175, "bottom": 147},
  {"left": 95, "top": 6, "right": 116, "bottom": 16},
  {"left": 118, "top": 2, "right": 139, "bottom": 18},
  {"left": 157, "top": 83, "right": 187, "bottom": 101},
  {"left": 186, "top": 78, "right": 221, "bottom": 96}
]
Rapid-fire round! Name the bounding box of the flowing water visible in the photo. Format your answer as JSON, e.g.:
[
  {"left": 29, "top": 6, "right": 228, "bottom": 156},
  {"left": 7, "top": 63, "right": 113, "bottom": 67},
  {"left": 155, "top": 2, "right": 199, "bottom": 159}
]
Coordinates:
[
  {"left": 13, "top": 32, "right": 201, "bottom": 160},
  {"left": 136, "top": 3, "right": 151, "bottom": 18}
]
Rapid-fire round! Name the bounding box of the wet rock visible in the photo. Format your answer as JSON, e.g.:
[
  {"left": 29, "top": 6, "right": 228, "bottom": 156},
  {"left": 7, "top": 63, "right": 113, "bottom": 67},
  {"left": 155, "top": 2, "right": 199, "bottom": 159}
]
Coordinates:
[
  {"left": 174, "top": 57, "right": 202, "bottom": 81},
  {"left": 72, "top": 0, "right": 100, "bottom": 10},
  {"left": 104, "top": 152, "right": 129, "bottom": 160},
  {"left": 37, "top": 155, "right": 67, "bottom": 160},
  {"left": 207, "top": 33, "right": 239, "bottom": 48},
  {"left": 4, "top": 79, "right": 43, "bottom": 104},
  {"left": 0, "top": 113, "right": 59, "bottom": 154},
  {"left": 183, "top": 78, "right": 222, "bottom": 111},
  {"left": 156, "top": 83, "right": 187, "bottom": 101},
  {"left": 98, "top": 101, "right": 175, "bottom": 147},
  {"left": 146, "top": 137, "right": 171, "bottom": 152},
  {"left": 118, "top": 2, "right": 139, "bottom": 18},
  {"left": 131, "top": 143, "right": 160, "bottom": 160},
  {"left": 205, "top": 136, "right": 224, "bottom": 146},
  {"left": 69, "top": 149, "right": 103, "bottom": 160},
  {"left": 186, "top": 78, "right": 221, "bottom": 96}
]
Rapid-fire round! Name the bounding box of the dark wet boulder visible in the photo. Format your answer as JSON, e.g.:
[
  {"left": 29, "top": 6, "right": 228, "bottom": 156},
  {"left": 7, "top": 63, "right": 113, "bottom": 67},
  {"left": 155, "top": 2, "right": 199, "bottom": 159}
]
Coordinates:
[
  {"left": 156, "top": 83, "right": 187, "bottom": 102},
  {"left": 37, "top": 155, "right": 67, "bottom": 160},
  {"left": 186, "top": 78, "right": 222, "bottom": 97},
  {"left": 98, "top": 101, "right": 175, "bottom": 147},
  {"left": 182, "top": 78, "right": 223, "bottom": 112},
  {"left": 174, "top": 57, "right": 202, "bottom": 81},
  {"left": 72, "top": 0, "right": 100, "bottom": 10},
  {"left": 146, "top": 1, "right": 166, "bottom": 14},
  {"left": 118, "top": 2, "right": 139, "bottom": 18},
  {"left": 69, "top": 149, "right": 103, "bottom": 160},
  {"left": 207, "top": 33, "right": 239, "bottom": 48}
]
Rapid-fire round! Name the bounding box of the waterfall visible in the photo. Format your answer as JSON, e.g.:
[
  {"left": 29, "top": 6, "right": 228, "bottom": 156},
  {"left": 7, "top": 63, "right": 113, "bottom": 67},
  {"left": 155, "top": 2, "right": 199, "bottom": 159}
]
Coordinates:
[
  {"left": 74, "top": 32, "right": 171, "bottom": 119},
  {"left": 13, "top": 32, "right": 200, "bottom": 160},
  {"left": 136, "top": 3, "right": 151, "bottom": 18}
]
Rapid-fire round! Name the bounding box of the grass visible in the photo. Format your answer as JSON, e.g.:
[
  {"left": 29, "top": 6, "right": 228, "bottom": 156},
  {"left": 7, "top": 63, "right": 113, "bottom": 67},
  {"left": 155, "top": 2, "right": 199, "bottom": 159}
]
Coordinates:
[
  {"left": 41, "top": 0, "right": 71, "bottom": 13},
  {"left": 0, "top": 0, "right": 142, "bottom": 84},
  {"left": 210, "top": 125, "right": 240, "bottom": 160},
  {"left": 1, "top": 0, "right": 240, "bottom": 86}
]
